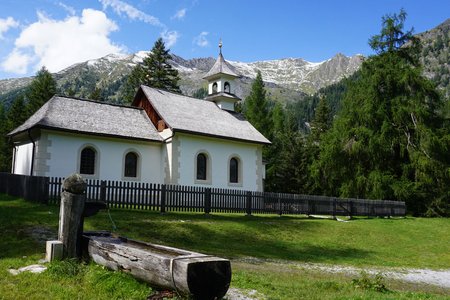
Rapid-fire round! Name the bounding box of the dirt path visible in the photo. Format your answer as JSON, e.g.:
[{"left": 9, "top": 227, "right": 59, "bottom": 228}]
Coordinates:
[
  {"left": 296, "top": 262, "right": 450, "bottom": 288},
  {"left": 224, "top": 258, "right": 450, "bottom": 299},
  {"left": 234, "top": 257, "right": 450, "bottom": 289}
]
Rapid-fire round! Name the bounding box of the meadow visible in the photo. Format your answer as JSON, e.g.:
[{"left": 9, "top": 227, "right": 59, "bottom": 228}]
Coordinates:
[{"left": 1, "top": 194, "right": 449, "bottom": 299}]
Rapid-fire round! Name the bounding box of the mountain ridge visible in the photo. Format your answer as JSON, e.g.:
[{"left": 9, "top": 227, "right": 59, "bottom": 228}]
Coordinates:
[{"left": 0, "top": 51, "right": 362, "bottom": 107}]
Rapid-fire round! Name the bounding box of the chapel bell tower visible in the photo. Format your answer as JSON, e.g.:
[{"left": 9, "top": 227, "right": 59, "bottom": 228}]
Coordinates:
[{"left": 203, "top": 40, "right": 241, "bottom": 111}]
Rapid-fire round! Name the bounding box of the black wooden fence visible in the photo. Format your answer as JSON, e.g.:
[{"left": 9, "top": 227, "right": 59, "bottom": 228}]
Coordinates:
[
  {"left": 0, "top": 172, "right": 49, "bottom": 203},
  {"left": 0, "top": 172, "right": 406, "bottom": 217}
]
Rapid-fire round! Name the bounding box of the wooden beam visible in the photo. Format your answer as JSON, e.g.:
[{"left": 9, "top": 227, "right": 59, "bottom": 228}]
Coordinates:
[{"left": 83, "top": 231, "right": 231, "bottom": 300}]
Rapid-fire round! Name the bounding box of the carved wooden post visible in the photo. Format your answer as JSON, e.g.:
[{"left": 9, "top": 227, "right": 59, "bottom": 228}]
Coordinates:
[{"left": 58, "top": 173, "right": 87, "bottom": 259}]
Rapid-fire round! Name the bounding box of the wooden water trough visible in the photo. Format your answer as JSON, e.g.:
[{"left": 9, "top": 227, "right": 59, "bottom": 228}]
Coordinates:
[
  {"left": 82, "top": 231, "right": 231, "bottom": 299},
  {"left": 53, "top": 174, "right": 231, "bottom": 300}
]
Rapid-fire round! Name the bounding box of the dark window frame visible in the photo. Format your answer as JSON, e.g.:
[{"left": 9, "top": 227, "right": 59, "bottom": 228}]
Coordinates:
[
  {"left": 124, "top": 152, "right": 138, "bottom": 178},
  {"left": 224, "top": 81, "right": 230, "bottom": 93},
  {"left": 196, "top": 153, "right": 207, "bottom": 180},
  {"left": 80, "top": 147, "right": 96, "bottom": 175},
  {"left": 229, "top": 157, "right": 239, "bottom": 183}
]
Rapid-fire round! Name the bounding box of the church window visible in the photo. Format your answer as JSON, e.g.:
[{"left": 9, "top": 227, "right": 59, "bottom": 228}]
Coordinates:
[
  {"left": 80, "top": 147, "right": 96, "bottom": 175},
  {"left": 229, "top": 157, "right": 239, "bottom": 183},
  {"left": 124, "top": 152, "right": 138, "bottom": 178},
  {"left": 224, "top": 82, "right": 230, "bottom": 93},
  {"left": 196, "top": 153, "right": 207, "bottom": 180},
  {"left": 212, "top": 82, "right": 218, "bottom": 93}
]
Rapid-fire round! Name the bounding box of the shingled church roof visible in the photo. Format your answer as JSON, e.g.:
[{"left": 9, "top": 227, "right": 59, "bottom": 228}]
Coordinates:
[
  {"left": 138, "top": 86, "right": 270, "bottom": 144},
  {"left": 203, "top": 52, "right": 239, "bottom": 80},
  {"left": 8, "top": 96, "right": 162, "bottom": 142}
]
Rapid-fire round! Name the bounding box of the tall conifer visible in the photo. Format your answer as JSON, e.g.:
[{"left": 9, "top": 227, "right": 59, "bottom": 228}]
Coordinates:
[
  {"left": 123, "top": 38, "right": 181, "bottom": 102},
  {"left": 311, "top": 10, "right": 448, "bottom": 215},
  {"left": 244, "top": 70, "right": 272, "bottom": 139},
  {"left": 26, "top": 66, "right": 57, "bottom": 117}
]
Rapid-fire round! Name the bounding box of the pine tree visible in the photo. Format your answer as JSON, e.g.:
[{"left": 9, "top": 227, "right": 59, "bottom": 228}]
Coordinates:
[
  {"left": 271, "top": 102, "right": 285, "bottom": 134},
  {"left": 311, "top": 10, "right": 449, "bottom": 215},
  {"left": 244, "top": 70, "right": 273, "bottom": 139},
  {"left": 310, "top": 96, "right": 331, "bottom": 142},
  {"left": 122, "top": 38, "right": 181, "bottom": 102},
  {"left": 192, "top": 87, "right": 208, "bottom": 99},
  {"left": 1, "top": 95, "right": 29, "bottom": 172},
  {"left": 26, "top": 66, "right": 57, "bottom": 117},
  {"left": 89, "top": 87, "right": 103, "bottom": 101}
]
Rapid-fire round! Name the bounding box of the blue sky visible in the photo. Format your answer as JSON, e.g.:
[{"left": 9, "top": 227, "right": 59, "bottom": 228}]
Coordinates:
[{"left": 0, "top": 0, "right": 449, "bottom": 80}]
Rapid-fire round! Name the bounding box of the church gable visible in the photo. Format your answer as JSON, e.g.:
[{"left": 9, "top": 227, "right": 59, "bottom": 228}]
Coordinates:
[{"left": 133, "top": 89, "right": 167, "bottom": 132}]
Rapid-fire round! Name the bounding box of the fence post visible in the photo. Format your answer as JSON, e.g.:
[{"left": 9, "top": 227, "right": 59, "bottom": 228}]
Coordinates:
[
  {"left": 204, "top": 188, "right": 211, "bottom": 214},
  {"left": 41, "top": 177, "right": 50, "bottom": 204},
  {"left": 278, "top": 195, "right": 282, "bottom": 216},
  {"left": 100, "top": 180, "right": 107, "bottom": 203},
  {"left": 160, "top": 184, "right": 166, "bottom": 214},
  {"left": 349, "top": 200, "right": 353, "bottom": 219},
  {"left": 246, "top": 191, "right": 252, "bottom": 216},
  {"left": 333, "top": 198, "right": 337, "bottom": 219}
]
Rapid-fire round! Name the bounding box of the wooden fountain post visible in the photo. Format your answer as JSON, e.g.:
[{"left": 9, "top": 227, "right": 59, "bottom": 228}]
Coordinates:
[{"left": 58, "top": 173, "right": 87, "bottom": 259}]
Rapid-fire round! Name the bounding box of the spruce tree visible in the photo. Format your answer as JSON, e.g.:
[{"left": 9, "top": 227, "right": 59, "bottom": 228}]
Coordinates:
[
  {"left": 1, "top": 95, "right": 29, "bottom": 172},
  {"left": 311, "top": 10, "right": 449, "bottom": 215},
  {"left": 89, "top": 87, "right": 103, "bottom": 101},
  {"left": 244, "top": 70, "right": 273, "bottom": 139},
  {"left": 310, "top": 96, "right": 331, "bottom": 143},
  {"left": 123, "top": 38, "right": 181, "bottom": 102},
  {"left": 26, "top": 66, "right": 57, "bottom": 117}
]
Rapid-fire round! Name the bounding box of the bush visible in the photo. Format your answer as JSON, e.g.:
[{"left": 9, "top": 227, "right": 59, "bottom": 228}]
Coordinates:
[{"left": 351, "top": 271, "right": 389, "bottom": 293}]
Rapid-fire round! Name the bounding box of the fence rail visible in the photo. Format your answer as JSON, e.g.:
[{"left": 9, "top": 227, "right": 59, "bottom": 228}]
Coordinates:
[{"left": 1, "top": 172, "right": 406, "bottom": 217}]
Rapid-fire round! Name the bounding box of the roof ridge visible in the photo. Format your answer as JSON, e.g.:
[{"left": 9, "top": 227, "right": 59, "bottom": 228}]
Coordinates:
[
  {"left": 54, "top": 94, "right": 144, "bottom": 110},
  {"left": 140, "top": 85, "right": 208, "bottom": 103}
]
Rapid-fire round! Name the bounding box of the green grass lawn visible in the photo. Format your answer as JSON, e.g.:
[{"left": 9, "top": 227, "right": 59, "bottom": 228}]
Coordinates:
[{"left": 1, "top": 194, "right": 449, "bottom": 299}]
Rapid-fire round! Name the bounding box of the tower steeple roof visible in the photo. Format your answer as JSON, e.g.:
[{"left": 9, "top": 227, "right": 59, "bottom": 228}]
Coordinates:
[{"left": 203, "top": 42, "right": 238, "bottom": 80}]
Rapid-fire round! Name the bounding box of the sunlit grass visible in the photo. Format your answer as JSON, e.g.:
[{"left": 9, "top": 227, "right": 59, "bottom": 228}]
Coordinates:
[{"left": 1, "top": 194, "right": 449, "bottom": 299}]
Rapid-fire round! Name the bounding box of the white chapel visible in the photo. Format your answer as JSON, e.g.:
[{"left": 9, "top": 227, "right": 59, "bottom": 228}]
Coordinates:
[{"left": 8, "top": 45, "right": 270, "bottom": 191}]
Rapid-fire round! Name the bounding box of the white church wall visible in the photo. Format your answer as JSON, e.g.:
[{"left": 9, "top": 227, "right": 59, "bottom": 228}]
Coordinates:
[
  {"left": 13, "top": 142, "right": 33, "bottom": 175},
  {"left": 41, "top": 131, "right": 163, "bottom": 183},
  {"left": 176, "top": 133, "right": 263, "bottom": 191}
]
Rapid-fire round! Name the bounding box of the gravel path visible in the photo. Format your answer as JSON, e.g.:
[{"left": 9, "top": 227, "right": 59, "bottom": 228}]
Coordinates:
[
  {"left": 297, "top": 263, "right": 450, "bottom": 288},
  {"left": 233, "top": 257, "right": 450, "bottom": 290}
]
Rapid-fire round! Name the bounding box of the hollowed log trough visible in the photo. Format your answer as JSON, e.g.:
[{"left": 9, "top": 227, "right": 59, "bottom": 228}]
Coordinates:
[{"left": 82, "top": 231, "right": 231, "bottom": 300}]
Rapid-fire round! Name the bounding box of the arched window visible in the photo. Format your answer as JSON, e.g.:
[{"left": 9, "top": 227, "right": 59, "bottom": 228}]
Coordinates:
[
  {"left": 224, "top": 82, "right": 230, "bottom": 93},
  {"left": 212, "top": 82, "right": 218, "bottom": 93},
  {"left": 196, "top": 153, "right": 207, "bottom": 180},
  {"left": 80, "top": 147, "right": 96, "bottom": 175},
  {"left": 229, "top": 157, "right": 239, "bottom": 183},
  {"left": 124, "top": 152, "right": 138, "bottom": 178}
]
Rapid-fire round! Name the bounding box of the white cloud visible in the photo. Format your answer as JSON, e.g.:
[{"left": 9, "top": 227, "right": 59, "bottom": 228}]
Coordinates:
[
  {"left": 194, "top": 31, "right": 209, "bottom": 47},
  {"left": 57, "top": 2, "right": 76, "bottom": 15},
  {"left": 171, "top": 8, "right": 186, "bottom": 20},
  {"left": 161, "top": 30, "right": 179, "bottom": 48},
  {"left": 1, "top": 49, "right": 32, "bottom": 74},
  {"left": 1, "top": 9, "right": 123, "bottom": 75},
  {"left": 0, "top": 17, "right": 19, "bottom": 39},
  {"left": 99, "top": 0, "right": 163, "bottom": 27}
]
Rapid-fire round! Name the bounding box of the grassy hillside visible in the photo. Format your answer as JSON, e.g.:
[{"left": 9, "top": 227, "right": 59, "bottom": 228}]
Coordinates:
[{"left": 1, "top": 195, "right": 449, "bottom": 299}]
